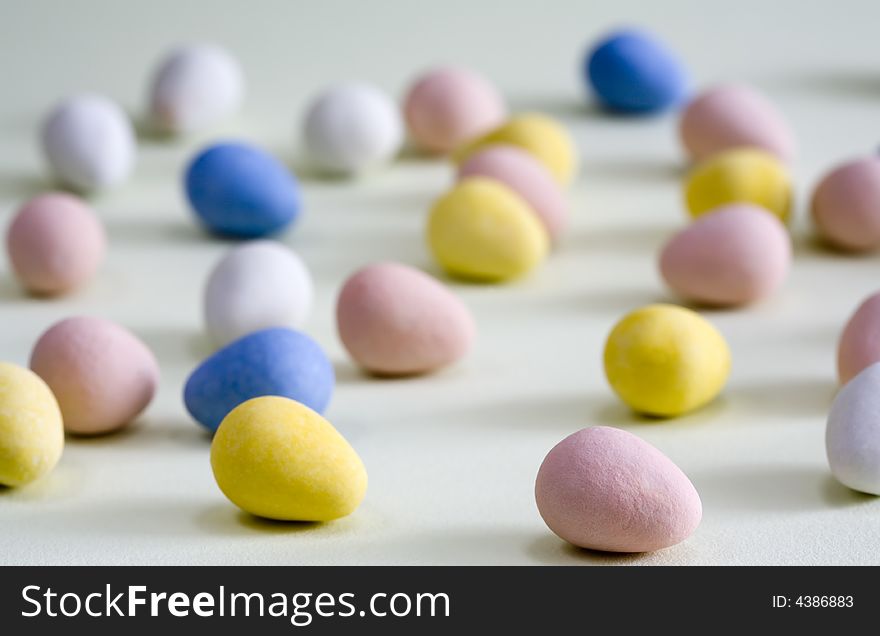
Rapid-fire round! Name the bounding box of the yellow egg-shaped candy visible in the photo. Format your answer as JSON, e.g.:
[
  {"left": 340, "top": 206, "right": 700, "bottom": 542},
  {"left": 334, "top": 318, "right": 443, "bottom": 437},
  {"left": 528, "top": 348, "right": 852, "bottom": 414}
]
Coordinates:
[
  {"left": 210, "top": 396, "right": 367, "bottom": 521},
  {"left": 604, "top": 304, "right": 731, "bottom": 417},
  {"left": 427, "top": 177, "right": 549, "bottom": 282},
  {"left": 0, "top": 361, "right": 64, "bottom": 487},
  {"left": 684, "top": 147, "right": 792, "bottom": 222},
  {"left": 453, "top": 113, "right": 577, "bottom": 185}
]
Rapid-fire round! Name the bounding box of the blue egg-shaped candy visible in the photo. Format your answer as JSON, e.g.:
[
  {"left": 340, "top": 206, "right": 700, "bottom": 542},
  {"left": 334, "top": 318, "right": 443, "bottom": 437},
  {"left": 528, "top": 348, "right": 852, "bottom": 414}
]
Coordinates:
[
  {"left": 185, "top": 142, "right": 301, "bottom": 238},
  {"left": 585, "top": 28, "right": 689, "bottom": 115},
  {"left": 183, "top": 327, "right": 333, "bottom": 432}
]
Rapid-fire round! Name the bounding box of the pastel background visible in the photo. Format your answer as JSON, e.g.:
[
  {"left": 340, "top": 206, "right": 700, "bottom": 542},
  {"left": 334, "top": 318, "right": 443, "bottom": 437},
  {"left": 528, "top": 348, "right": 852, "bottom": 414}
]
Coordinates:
[{"left": 1, "top": 0, "right": 879, "bottom": 565}]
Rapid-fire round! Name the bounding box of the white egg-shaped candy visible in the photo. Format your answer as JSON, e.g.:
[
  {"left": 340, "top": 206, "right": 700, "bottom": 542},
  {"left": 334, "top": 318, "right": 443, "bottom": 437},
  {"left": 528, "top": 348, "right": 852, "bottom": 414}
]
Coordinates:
[
  {"left": 826, "top": 361, "right": 880, "bottom": 495},
  {"left": 41, "top": 94, "right": 136, "bottom": 191},
  {"left": 204, "top": 240, "right": 313, "bottom": 347},
  {"left": 302, "top": 83, "right": 403, "bottom": 175},
  {"left": 148, "top": 44, "right": 244, "bottom": 135}
]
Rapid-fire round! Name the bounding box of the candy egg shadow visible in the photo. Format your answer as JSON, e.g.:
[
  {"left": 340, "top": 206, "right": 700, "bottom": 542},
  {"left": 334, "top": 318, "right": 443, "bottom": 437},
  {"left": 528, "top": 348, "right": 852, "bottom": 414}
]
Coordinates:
[
  {"left": 526, "top": 534, "right": 674, "bottom": 565},
  {"left": 769, "top": 68, "right": 880, "bottom": 99},
  {"left": 690, "top": 464, "right": 879, "bottom": 513},
  {"left": 63, "top": 416, "right": 211, "bottom": 449},
  {"left": 133, "top": 324, "right": 214, "bottom": 366},
  {"left": 792, "top": 230, "right": 880, "bottom": 260},
  {"left": 101, "top": 215, "right": 218, "bottom": 247},
  {"left": 589, "top": 396, "right": 727, "bottom": 429},
  {"left": 195, "top": 503, "right": 358, "bottom": 537},
  {"left": 0, "top": 463, "right": 86, "bottom": 501},
  {"left": 579, "top": 156, "right": 685, "bottom": 183},
  {"left": 724, "top": 376, "right": 836, "bottom": 420},
  {"left": 0, "top": 171, "right": 56, "bottom": 200}
]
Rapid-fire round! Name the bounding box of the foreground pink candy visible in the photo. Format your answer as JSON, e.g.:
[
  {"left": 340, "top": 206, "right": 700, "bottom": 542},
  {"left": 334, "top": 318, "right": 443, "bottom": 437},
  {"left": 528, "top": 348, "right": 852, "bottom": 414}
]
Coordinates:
[
  {"left": 838, "top": 292, "right": 880, "bottom": 384},
  {"left": 30, "top": 316, "right": 160, "bottom": 435},
  {"left": 6, "top": 192, "right": 105, "bottom": 295},
  {"left": 535, "top": 426, "right": 702, "bottom": 553},
  {"left": 811, "top": 157, "right": 880, "bottom": 252},
  {"left": 337, "top": 262, "right": 475, "bottom": 376},
  {"left": 679, "top": 84, "right": 795, "bottom": 163},
  {"left": 458, "top": 145, "right": 568, "bottom": 243}
]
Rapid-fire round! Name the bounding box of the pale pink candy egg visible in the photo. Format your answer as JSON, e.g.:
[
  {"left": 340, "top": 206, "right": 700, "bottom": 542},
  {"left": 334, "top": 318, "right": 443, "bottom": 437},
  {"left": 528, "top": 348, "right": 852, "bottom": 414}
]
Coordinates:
[
  {"left": 6, "top": 192, "right": 106, "bottom": 296},
  {"left": 535, "top": 426, "right": 702, "bottom": 553},
  {"left": 811, "top": 157, "right": 880, "bottom": 252},
  {"left": 458, "top": 144, "right": 568, "bottom": 243},
  {"left": 403, "top": 67, "right": 505, "bottom": 154},
  {"left": 679, "top": 84, "right": 795, "bottom": 163},
  {"left": 659, "top": 203, "right": 791, "bottom": 306},
  {"left": 838, "top": 292, "right": 880, "bottom": 384},
  {"left": 337, "top": 262, "right": 475, "bottom": 376},
  {"left": 30, "top": 317, "right": 160, "bottom": 435}
]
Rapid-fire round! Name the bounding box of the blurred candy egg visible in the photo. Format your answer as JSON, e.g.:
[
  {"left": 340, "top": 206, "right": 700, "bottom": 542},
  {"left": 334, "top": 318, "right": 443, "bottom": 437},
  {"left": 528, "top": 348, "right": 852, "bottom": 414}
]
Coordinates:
[
  {"left": 6, "top": 192, "right": 106, "bottom": 296},
  {"left": 659, "top": 204, "right": 791, "bottom": 306},
  {"left": 204, "top": 240, "right": 313, "bottom": 347},
  {"left": 458, "top": 145, "right": 568, "bottom": 242},
  {"left": 0, "top": 362, "right": 64, "bottom": 487},
  {"left": 826, "top": 361, "right": 880, "bottom": 495},
  {"left": 337, "top": 262, "right": 475, "bottom": 376},
  {"left": 585, "top": 28, "right": 689, "bottom": 115},
  {"left": 148, "top": 43, "right": 244, "bottom": 135},
  {"left": 41, "top": 94, "right": 136, "bottom": 192},
  {"left": 811, "top": 157, "right": 880, "bottom": 252},
  {"left": 604, "top": 304, "right": 730, "bottom": 417},
  {"left": 679, "top": 84, "right": 795, "bottom": 162},
  {"left": 184, "top": 327, "right": 334, "bottom": 433},
  {"left": 211, "top": 396, "right": 367, "bottom": 521},
  {"left": 427, "top": 177, "right": 549, "bottom": 282},
  {"left": 185, "top": 141, "right": 301, "bottom": 238},
  {"left": 535, "top": 426, "right": 702, "bottom": 552},
  {"left": 30, "top": 317, "right": 159, "bottom": 435},
  {"left": 403, "top": 67, "right": 505, "bottom": 154},
  {"left": 302, "top": 83, "right": 403, "bottom": 175},
  {"left": 684, "top": 147, "right": 792, "bottom": 222},
  {"left": 837, "top": 291, "right": 880, "bottom": 384},
  {"left": 454, "top": 113, "right": 577, "bottom": 185}
]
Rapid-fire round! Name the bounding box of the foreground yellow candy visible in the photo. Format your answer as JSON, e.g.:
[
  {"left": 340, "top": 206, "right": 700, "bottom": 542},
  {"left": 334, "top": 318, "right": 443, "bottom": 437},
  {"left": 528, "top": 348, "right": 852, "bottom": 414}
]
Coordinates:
[
  {"left": 453, "top": 113, "right": 577, "bottom": 185},
  {"left": 427, "top": 177, "right": 549, "bottom": 282},
  {"left": 604, "top": 304, "right": 730, "bottom": 417},
  {"left": 0, "top": 361, "right": 64, "bottom": 487},
  {"left": 684, "top": 147, "right": 792, "bottom": 222},
  {"left": 210, "top": 396, "right": 367, "bottom": 521}
]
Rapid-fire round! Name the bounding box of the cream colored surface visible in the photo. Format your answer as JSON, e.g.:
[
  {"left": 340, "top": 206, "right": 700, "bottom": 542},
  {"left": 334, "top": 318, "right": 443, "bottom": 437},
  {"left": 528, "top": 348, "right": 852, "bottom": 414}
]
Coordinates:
[{"left": 1, "top": 0, "right": 879, "bottom": 565}]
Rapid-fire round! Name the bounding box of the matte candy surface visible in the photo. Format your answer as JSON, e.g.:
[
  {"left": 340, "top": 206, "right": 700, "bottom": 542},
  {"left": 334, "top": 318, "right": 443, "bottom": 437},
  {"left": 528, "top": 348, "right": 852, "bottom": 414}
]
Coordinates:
[
  {"left": 535, "top": 426, "right": 702, "bottom": 552},
  {"left": 211, "top": 396, "right": 367, "bottom": 521},
  {"left": 302, "top": 83, "right": 403, "bottom": 175},
  {"left": 427, "top": 177, "right": 549, "bottom": 282},
  {"left": 837, "top": 292, "right": 880, "bottom": 384},
  {"left": 585, "top": 28, "right": 689, "bottom": 114},
  {"left": 679, "top": 84, "right": 795, "bottom": 162},
  {"left": 204, "top": 240, "right": 313, "bottom": 347},
  {"left": 458, "top": 145, "right": 569, "bottom": 242},
  {"left": 659, "top": 204, "right": 791, "bottom": 306},
  {"left": 29, "top": 317, "right": 159, "bottom": 435},
  {"left": 185, "top": 142, "right": 301, "bottom": 238},
  {"left": 604, "top": 304, "right": 731, "bottom": 417},
  {"left": 148, "top": 43, "right": 244, "bottom": 135},
  {"left": 684, "top": 147, "right": 792, "bottom": 222},
  {"left": 41, "top": 94, "right": 136, "bottom": 192},
  {"left": 404, "top": 67, "right": 505, "bottom": 154},
  {"left": 0, "top": 362, "right": 64, "bottom": 487},
  {"left": 453, "top": 113, "right": 577, "bottom": 185},
  {"left": 811, "top": 157, "right": 880, "bottom": 252},
  {"left": 184, "top": 327, "right": 334, "bottom": 432},
  {"left": 6, "top": 192, "right": 106, "bottom": 295},
  {"left": 826, "top": 362, "right": 880, "bottom": 495},
  {"left": 337, "top": 262, "right": 475, "bottom": 375}
]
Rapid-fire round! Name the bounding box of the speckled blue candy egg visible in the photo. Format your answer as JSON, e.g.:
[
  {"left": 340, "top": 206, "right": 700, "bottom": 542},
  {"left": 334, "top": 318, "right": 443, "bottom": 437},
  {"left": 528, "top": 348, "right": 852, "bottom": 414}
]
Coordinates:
[
  {"left": 184, "top": 142, "right": 301, "bottom": 238},
  {"left": 183, "top": 327, "right": 333, "bottom": 432},
  {"left": 585, "top": 28, "right": 689, "bottom": 115}
]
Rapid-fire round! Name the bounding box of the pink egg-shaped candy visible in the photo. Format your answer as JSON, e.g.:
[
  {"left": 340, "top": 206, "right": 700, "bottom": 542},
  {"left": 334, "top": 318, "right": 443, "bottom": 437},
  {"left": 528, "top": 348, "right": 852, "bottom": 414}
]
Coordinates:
[
  {"left": 403, "top": 67, "right": 505, "bottom": 154},
  {"left": 659, "top": 203, "right": 791, "bottom": 306},
  {"left": 458, "top": 145, "right": 568, "bottom": 242},
  {"left": 30, "top": 317, "right": 160, "bottom": 435},
  {"left": 337, "top": 262, "right": 475, "bottom": 376},
  {"left": 679, "top": 84, "right": 795, "bottom": 162},
  {"left": 6, "top": 192, "right": 106, "bottom": 296},
  {"left": 838, "top": 292, "right": 880, "bottom": 384},
  {"left": 535, "top": 426, "right": 702, "bottom": 552},
  {"left": 811, "top": 157, "right": 880, "bottom": 252}
]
